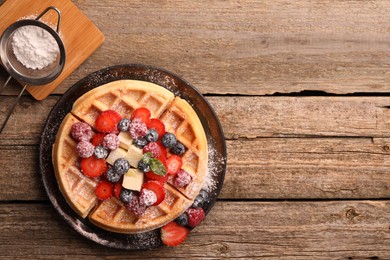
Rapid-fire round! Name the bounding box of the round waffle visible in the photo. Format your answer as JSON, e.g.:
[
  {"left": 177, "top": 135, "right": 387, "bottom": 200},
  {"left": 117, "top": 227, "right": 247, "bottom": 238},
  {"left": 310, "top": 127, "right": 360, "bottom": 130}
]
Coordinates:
[{"left": 52, "top": 80, "right": 208, "bottom": 234}]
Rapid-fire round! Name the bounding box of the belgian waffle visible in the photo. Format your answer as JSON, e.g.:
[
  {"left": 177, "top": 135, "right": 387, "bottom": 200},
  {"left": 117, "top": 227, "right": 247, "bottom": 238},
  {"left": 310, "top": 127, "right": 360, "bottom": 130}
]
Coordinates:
[{"left": 52, "top": 79, "right": 208, "bottom": 234}]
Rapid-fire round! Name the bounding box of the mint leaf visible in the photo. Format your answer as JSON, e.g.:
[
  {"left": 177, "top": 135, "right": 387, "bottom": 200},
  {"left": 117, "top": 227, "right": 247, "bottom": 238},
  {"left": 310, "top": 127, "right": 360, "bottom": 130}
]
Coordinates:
[
  {"left": 142, "top": 152, "right": 153, "bottom": 163},
  {"left": 149, "top": 158, "right": 166, "bottom": 176}
]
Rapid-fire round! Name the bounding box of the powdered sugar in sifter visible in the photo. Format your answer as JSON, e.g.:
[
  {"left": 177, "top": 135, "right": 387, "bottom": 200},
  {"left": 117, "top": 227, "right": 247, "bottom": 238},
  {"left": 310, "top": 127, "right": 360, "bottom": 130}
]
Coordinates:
[{"left": 0, "top": 6, "right": 66, "bottom": 133}]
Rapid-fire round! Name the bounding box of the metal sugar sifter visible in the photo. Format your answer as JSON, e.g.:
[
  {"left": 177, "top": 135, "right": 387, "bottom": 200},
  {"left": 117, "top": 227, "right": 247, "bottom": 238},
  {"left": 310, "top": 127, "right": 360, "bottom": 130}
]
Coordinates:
[{"left": 0, "top": 6, "right": 66, "bottom": 133}]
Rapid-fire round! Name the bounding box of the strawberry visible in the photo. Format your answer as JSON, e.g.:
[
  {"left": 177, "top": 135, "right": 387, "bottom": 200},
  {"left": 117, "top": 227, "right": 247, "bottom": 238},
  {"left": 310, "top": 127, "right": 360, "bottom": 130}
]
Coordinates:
[
  {"left": 145, "top": 170, "right": 169, "bottom": 183},
  {"left": 131, "top": 107, "right": 151, "bottom": 125},
  {"left": 141, "top": 180, "right": 165, "bottom": 206},
  {"left": 95, "top": 110, "right": 122, "bottom": 133},
  {"left": 161, "top": 222, "right": 189, "bottom": 247},
  {"left": 166, "top": 155, "right": 183, "bottom": 175},
  {"left": 113, "top": 182, "right": 122, "bottom": 199},
  {"left": 187, "top": 207, "right": 205, "bottom": 228},
  {"left": 148, "top": 118, "right": 165, "bottom": 138},
  {"left": 95, "top": 180, "right": 113, "bottom": 200},
  {"left": 91, "top": 133, "right": 106, "bottom": 146},
  {"left": 157, "top": 141, "right": 167, "bottom": 159},
  {"left": 80, "top": 156, "right": 108, "bottom": 178}
]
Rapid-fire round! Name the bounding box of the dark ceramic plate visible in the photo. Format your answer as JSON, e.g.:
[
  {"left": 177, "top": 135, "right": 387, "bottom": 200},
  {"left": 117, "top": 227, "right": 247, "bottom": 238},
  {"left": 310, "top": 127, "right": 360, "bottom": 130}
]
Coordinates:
[{"left": 39, "top": 64, "right": 227, "bottom": 250}]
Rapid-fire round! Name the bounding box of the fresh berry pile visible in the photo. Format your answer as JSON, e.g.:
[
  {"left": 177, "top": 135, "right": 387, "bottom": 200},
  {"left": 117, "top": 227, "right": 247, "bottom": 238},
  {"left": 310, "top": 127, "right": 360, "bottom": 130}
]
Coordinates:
[{"left": 70, "top": 107, "right": 209, "bottom": 247}]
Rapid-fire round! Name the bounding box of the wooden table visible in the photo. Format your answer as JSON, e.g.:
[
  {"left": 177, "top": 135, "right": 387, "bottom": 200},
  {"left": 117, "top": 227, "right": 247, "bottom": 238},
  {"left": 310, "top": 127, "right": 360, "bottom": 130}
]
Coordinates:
[{"left": 1, "top": 0, "right": 390, "bottom": 258}]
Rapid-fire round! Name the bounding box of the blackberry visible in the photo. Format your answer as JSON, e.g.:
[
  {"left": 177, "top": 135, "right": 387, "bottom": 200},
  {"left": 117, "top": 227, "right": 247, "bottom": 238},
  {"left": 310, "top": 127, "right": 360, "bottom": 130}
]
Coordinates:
[
  {"left": 94, "top": 145, "right": 108, "bottom": 159},
  {"left": 105, "top": 167, "right": 121, "bottom": 183},
  {"left": 175, "top": 212, "right": 189, "bottom": 226},
  {"left": 161, "top": 133, "right": 177, "bottom": 148},
  {"left": 117, "top": 118, "right": 131, "bottom": 132},
  {"left": 145, "top": 128, "right": 159, "bottom": 142},
  {"left": 171, "top": 141, "right": 186, "bottom": 155},
  {"left": 120, "top": 188, "right": 135, "bottom": 204},
  {"left": 133, "top": 137, "right": 148, "bottom": 148},
  {"left": 138, "top": 160, "right": 150, "bottom": 173},
  {"left": 113, "top": 158, "right": 130, "bottom": 175}
]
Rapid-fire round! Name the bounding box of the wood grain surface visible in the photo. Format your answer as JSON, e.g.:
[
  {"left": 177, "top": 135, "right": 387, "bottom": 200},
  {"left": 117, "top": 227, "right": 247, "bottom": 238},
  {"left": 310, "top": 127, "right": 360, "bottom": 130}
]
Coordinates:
[{"left": 1, "top": 0, "right": 390, "bottom": 259}]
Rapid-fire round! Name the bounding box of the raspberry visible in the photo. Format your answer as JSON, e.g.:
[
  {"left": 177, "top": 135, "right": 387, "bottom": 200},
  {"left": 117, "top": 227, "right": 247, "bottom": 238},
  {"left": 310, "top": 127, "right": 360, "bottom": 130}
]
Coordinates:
[
  {"left": 76, "top": 141, "right": 95, "bottom": 158},
  {"left": 71, "top": 122, "right": 93, "bottom": 142},
  {"left": 102, "top": 133, "right": 119, "bottom": 150},
  {"left": 139, "top": 188, "right": 157, "bottom": 207},
  {"left": 126, "top": 195, "right": 147, "bottom": 216},
  {"left": 187, "top": 207, "right": 205, "bottom": 228},
  {"left": 173, "top": 169, "right": 192, "bottom": 188},
  {"left": 129, "top": 118, "right": 147, "bottom": 139},
  {"left": 143, "top": 142, "right": 162, "bottom": 158}
]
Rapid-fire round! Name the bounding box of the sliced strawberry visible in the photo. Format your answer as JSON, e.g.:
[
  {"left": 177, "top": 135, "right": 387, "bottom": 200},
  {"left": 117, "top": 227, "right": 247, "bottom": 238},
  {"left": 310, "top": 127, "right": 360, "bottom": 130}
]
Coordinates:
[
  {"left": 145, "top": 170, "right": 169, "bottom": 183},
  {"left": 113, "top": 182, "right": 122, "bottom": 199},
  {"left": 141, "top": 180, "right": 165, "bottom": 206},
  {"left": 161, "top": 222, "right": 189, "bottom": 247},
  {"left": 166, "top": 155, "right": 183, "bottom": 175},
  {"left": 131, "top": 107, "right": 151, "bottom": 125},
  {"left": 91, "top": 133, "right": 106, "bottom": 146},
  {"left": 80, "top": 156, "right": 107, "bottom": 178},
  {"left": 148, "top": 118, "right": 165, "bottom": 138},
  {"left": 95, "top": 110, "right": 122, "bottom": 133},
  {"left": 187, "top": 207, "right": 205, "bottom": 228},
  {"left": 95, "top": 180, "right": 113, "bottom": 200},
  {"left": 157, "top": 141, "right": 167, "bottom": 159}
]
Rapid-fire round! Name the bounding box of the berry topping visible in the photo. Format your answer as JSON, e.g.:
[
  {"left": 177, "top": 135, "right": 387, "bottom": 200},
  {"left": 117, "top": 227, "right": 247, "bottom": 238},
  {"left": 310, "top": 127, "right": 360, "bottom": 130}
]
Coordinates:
[
  {"left": 173, "top": 169, "right": 192, "bottom": 188},
  {"left": 95, "top": 180, "right": 113, "bottom": 200},
  {"left": 171, "top": 141, "right": 186, "bottom": 155},
  {"left": 166, "top": 155, "right": 183, "bottom": 175},
  {"left": 102, "top": 133, "right": 120, "bottom": 150},
  {"left": 131, "top": 107, "right": 151, "bottom": 125},
  {"left": 138, "top": 160, "right": 151, "bottom": 173},
  {"left": 105, "top": 167, "right": 122, "bottom": 183},
  {"left": 133, "top": 137, "right": 148, "bottom": 148},
  {"left": 161, "top": 133, "right": 177, "bottom": 148},
  {"left": 71, "top": 122, "right": 93, "bottom": 142},
  {"left": 175, "top": 212, "right": 189, "bottom": 226},
  {"left": 148, "top": 118, "right": 165, "bottom": 138},
  {"left": 76, "top": 141, "right": 95, "bottom": 158},
  {"left": 126, "top": 195, "right": 147, "bottom": 216},
  {"left": 129, "top": 118, "right": 148, "bottom": 139},
  {"left": 145, "top": 128, "right": 159, "bottom": 142},
  {"left": 187, "top": 207, "right": 205, "bottom": 228},
  {"left": 120, "top": 188, "right": 135, "bottom": 204},
  {"left": 192, "top": 190, "right": 210, "bottom": 208},
  {"left": 192, "top": 194, "right": 205, "bottom": 208},
  {"left": 113, "top": 182, "right": 122, "bottom": 199},
  {"left": 113, "top": 158, "right": 130, "bottom": 175},
  {"left": 80, "top": 156, "right": 108, "bottom": 178},
  {"left": 199, "top": 189, "right": 210, "bottom": 204},
  {"left": 139, "top": 188, "right": 157, "bottom": 207},
  {"left": 145, "top": 170, "right": 169, "bottom": 183},
  {"left": 94, "top": 145, "right": 108, "bottom": 159},
  {"left": 161, "top": 222, "right": 189, "bottom": 247},
  {"left": 95, "top": 110, "right": 122, "bottom": 133},
  {"left": 141, "top": 180, "right": 165, "bottom": 206},
  {"left": 117, "top": 118, "right": 131, "bottom": 132},
  {"left": 91, "top": 133, "right": 106, "bottom": 146},
  {"left": 143, "top": 142, "right": 162, "bottom": 158}
]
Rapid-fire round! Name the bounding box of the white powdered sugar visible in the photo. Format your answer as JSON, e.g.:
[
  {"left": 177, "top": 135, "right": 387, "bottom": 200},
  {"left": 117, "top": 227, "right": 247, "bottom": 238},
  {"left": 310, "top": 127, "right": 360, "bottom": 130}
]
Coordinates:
[
  {"left": 11, "top": 25, "right": 59, "bottom": 70},
  {"left": 202, "top": 139, "right": 226, "bottom": 193}
]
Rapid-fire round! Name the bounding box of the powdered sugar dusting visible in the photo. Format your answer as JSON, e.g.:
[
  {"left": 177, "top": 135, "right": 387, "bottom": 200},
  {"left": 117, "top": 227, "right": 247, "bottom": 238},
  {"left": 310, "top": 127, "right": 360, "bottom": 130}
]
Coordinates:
[{"left": 203, "top": 138, "right": 225, "bottom": 193}]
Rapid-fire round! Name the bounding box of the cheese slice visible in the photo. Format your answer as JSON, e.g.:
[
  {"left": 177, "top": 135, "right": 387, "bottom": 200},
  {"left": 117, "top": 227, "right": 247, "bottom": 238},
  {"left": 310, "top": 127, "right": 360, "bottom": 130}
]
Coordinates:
[{"left": 122, "top": 169, "right": 144, "bottom": 191}]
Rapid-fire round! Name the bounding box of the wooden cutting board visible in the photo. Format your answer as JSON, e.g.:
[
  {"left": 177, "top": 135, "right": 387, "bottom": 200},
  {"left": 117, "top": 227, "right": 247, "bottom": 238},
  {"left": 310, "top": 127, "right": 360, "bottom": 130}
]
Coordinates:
[{"left": 0, "top": 0, "right": 105, "bottom": 100}]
